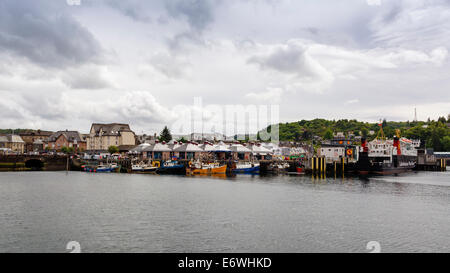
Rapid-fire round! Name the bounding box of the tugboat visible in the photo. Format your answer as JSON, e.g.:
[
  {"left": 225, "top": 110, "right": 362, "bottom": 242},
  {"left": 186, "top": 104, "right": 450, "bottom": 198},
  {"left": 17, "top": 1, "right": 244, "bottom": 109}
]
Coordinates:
[{"left": 358, "top": 125, "right": 418, "bottom": 175}]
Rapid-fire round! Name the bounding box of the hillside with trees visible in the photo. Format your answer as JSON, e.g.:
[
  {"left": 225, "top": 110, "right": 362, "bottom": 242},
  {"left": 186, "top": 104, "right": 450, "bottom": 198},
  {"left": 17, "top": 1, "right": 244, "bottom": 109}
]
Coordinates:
[{"left": 260, "top": 115, "right": 450, "bottom": 151}]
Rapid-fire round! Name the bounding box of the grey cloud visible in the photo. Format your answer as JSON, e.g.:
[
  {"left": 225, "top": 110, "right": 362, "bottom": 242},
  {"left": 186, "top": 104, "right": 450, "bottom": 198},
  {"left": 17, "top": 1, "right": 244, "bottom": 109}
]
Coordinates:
[
  {"left": 0, "top": 0, "right": 104, "bottom": 69},
  {"left": 165, "top": 0, "right": 217, "bottom": 32},
  {"left": 370, "top": 0, "right": 450, "bottom": 50},
  {"left": 167, "top": 31, "right": 205, "bottom": 52},
  {"left": 249, "top": 44, "right": 308, "bottom": 74},
  {"left": 149, "top": 52, "right": 190, "bottom": 78},
  {"left": 61, "top": 66, "right": 112, "bottom": 90},
  {"left": 105, "top": 0, "right": 154, "bottom": 22}
]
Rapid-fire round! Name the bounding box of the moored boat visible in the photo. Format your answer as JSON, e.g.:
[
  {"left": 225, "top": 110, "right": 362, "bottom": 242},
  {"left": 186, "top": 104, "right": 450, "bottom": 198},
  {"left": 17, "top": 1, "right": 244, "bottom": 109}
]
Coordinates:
[
  {"left": 233, "top": 162, "right": 260, "bottom": 174},
  {"left": 358, "top": 127, "right": 418, "bottom": 175},
  {"left": 156, "top": 160, "right": 186, "bottom": 175},
  {"left": 132, "top": 163, "right": 158, "bottom": 174},
  {"left": 187, "top": 162, "right": 227, "bottom": 175},
  {"left": 82, "top": 164, "right": 114, "bottom": 173}
]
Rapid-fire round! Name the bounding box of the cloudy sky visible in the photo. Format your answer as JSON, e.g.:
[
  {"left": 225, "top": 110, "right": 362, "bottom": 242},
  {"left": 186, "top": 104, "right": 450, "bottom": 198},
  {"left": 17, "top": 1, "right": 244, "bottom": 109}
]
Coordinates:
[{"left": 1, "top": 0, "right": 449, "bottom": 135}]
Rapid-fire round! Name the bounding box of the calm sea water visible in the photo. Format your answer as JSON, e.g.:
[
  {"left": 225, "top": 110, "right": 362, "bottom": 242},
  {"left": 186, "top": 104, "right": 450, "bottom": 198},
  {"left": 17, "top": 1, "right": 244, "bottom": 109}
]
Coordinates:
[{"left": 0, "top": 170, "right": 449, "bottom": 253}]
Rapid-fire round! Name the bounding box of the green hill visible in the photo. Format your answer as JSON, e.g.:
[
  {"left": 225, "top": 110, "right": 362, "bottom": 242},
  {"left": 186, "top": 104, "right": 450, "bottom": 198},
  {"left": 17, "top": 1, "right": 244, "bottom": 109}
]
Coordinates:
[{"left": 260, "top": 116, "right": 450, "bottom": 151}]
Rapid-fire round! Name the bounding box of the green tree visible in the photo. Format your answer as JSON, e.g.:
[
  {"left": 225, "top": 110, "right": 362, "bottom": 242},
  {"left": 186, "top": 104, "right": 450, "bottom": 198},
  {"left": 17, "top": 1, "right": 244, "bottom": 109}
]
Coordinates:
[
  {"left": 323, "top": 129, "right": 333, "bottom": 140},
  {"left": 159, "top": 126, "right": 172, "bottom": 142},
  {"left": 442, "top": 136, "right": 450, "bottom": 152},
  {"left": 361, "top": 127, "right": 369, "bottom": 138},
  {"left": 61, "top": 146, "right": 74, "bottom": 154},
  {"left": 108, "top": 145, "right": 119, "bottom": 154},
  {"left": 177, "top": 136, "right": 187, "bottom": 143}
]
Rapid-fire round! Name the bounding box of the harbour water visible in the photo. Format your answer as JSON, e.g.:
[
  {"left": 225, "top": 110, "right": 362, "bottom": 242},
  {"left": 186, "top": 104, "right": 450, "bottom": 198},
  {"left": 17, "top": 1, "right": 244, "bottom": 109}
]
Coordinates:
[{"left": 0, "top": 171, "right": 449, "bottom": 253}]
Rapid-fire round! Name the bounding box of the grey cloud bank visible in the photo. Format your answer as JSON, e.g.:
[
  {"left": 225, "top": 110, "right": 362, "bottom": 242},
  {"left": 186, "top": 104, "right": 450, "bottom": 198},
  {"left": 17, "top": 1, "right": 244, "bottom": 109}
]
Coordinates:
[{"left": 0, "top": 0, "right": 449, "bottom": 134}]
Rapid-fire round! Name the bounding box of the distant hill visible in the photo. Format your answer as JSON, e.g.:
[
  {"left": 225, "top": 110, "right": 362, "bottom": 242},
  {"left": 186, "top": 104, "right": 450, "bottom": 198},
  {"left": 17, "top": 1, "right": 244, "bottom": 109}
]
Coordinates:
[
  {"left": 0, "top": 129, "right": 34, "bottom": 134},
  {"left": 259, "top": 117, "right": 450, "bottom": 151},
  {"left": 0, "top": 129, "right": 54, "bottom": 135}
]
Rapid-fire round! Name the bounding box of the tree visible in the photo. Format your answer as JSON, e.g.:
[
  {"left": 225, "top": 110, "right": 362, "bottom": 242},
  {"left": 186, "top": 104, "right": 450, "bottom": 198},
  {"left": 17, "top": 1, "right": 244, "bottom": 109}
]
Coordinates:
[
  {"left": 323, "top": 129, "right": 333, "bottom": 140},
  {"left": 442, "top": 136, "right": 450, "bottom": 152},
  {"left": 361, "top": 127, "right": 369, "bottom": 138},
  {"left": 159, "top": 126, "right": 172, "bottom": 142},
  {"left": 108, "top": 145, "right": 119, "bottom": 154},
  {"left": 61, "top": 146, "right": 74, "bottom": 154},
  {"left": 177, "top": 136, "right": 187, "bottom": 143},
  {"left": 438, "top": 116, "right": 447, "bottom": 124}
]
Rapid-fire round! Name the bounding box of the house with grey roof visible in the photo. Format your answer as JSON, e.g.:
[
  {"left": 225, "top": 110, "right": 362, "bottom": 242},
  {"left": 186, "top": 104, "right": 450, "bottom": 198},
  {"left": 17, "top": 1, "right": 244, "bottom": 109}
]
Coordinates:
[
  {"left": 87, "top": 123, "right": 136, "bottom": 152},
  {"left": 47, "top": 130, "right": 87, "bottom": 152},
  {"left": 0, "top": 135, "right": 25, "bottom": 153}
]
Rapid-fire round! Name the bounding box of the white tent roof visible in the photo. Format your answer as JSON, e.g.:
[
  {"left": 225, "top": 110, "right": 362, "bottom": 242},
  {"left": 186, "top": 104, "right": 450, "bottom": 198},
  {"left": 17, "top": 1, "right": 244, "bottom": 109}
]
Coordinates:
[
  {"left": 229, "top": 144, "right": 251, "bottom": 153},
  {"left": 129, "top": 143, "right": 151, "bottom": 153},
  {"left": 174, "top": 143, "right": 204, "bottom": 152},
  {"left": 213, "top": 143, "right": 230, "bottom": 152},
  {"left": 143, "top": 143, "right": 172, "bottom": 152},
  {"left": 200, "top": 143, "right": 215, "bottom": 151},
  {"left": 249, "top": 144, "right": 272, "bottom": 154}
]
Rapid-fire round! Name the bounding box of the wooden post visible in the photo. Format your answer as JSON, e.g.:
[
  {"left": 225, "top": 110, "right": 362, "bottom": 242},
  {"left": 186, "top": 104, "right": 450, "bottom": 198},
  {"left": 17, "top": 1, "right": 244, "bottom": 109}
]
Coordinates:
[
  {"left": 316, "top": 157, "right": 318, "bottom": 174},
  {"left": 319, "top": 157, "right": 322, "bottom": 173}
]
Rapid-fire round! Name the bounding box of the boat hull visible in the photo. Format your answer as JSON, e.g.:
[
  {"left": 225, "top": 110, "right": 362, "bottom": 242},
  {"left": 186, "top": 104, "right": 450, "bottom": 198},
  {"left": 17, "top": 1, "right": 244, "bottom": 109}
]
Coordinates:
[
  {"left": 83, "top": 166, "right": 113, "bottom": 173},
  {"left": 188, "top": 165, "right": 227, "bottom": 175},
  {"left": 358, "top": 153, "right": 416, "bottom": 175},
  {"left": 133, "top": 168, "right": 158, "bottom": 174},
  {"left": 233, "top": 165, "right": 260, "bottom": 174},
  {"left": 156, "top": 165, "right": 186, "bottom": 175}
]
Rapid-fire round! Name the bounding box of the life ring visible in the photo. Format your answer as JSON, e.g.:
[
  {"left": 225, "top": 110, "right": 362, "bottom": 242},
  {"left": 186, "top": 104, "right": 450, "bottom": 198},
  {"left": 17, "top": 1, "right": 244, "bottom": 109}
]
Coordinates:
[{"left": 346, "top": 149, "right": 353, "bottom": 156}]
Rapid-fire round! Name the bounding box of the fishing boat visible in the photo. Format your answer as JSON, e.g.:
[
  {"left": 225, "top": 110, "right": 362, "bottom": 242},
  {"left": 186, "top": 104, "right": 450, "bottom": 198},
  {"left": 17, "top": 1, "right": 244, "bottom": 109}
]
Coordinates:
[
  {"left": 131, "top": 163, "right": 158, "bottom": 174},
  {"left": 156, "top": 160, "right": 186, "bottom": 175},
  {"left": 233, "top": 162, "right": 260, "bottom": 174},
  {"left": 187, "top": 161, "right": 227, "bottom": 175},
  {"left": 82, "top": 164, "right": 114, "bottom": 173}
]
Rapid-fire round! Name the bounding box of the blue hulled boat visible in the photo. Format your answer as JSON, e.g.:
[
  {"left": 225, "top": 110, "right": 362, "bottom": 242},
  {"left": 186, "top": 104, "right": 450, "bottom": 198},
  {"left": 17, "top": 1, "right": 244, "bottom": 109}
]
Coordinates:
[
  {"left": 233, "top": 163, "right": 260, "bottom": 174},
  {"left": 156, "top": 160, "right": 186, "bottom": 175}
]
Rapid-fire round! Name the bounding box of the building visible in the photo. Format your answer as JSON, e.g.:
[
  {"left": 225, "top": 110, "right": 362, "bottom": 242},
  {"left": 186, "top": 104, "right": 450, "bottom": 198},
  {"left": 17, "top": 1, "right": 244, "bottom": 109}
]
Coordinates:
[
  {"left": 19, "top": 130, "right": 53, "bottom": 153},
  {"left": 0, "top": 135, "right": 25, "bottom": 153},
  {"left": 318, "top": 138, "right": 359, "bottom": 163},
  {"left": 87, "top": 123, "right": 136, "bottom": 152},
  {"left": 136, "top": 133, "right": 157, "bottom": 144},
  {"left": 47, "top": 130, "right": 87, "bottom": 152}
]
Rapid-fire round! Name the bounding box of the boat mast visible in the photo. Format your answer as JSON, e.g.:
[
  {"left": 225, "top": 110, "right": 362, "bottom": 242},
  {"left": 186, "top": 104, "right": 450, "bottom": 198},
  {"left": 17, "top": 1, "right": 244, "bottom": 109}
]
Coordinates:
[{"left": 375, "top": 119, "right": 386, "bottom": 141}]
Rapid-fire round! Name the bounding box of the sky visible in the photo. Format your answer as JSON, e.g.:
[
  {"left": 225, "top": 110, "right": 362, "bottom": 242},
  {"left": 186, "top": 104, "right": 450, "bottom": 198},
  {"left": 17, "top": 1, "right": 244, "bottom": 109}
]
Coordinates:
[{"left": 0, "top": 0, "right": 449, "bottom": 135}]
